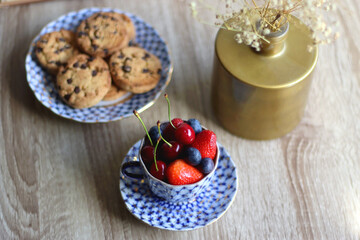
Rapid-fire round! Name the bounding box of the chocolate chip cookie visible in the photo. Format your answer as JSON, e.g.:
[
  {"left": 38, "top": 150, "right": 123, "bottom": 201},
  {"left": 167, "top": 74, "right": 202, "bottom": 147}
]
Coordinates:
[
  {"left": 121, "top": 14, "right": 136, "bottom": 41},
  {"left": 35, "top": 29, "right": 79, "bottom": 74},
  {"left": 57, "top": 54, "right": 111, "bottom": 108},
  {"left": 102, "top": 83, "right": 129, "bottom": 101},
  {"left": 109, "top": 47, "right": 162, "bottom": 94},
  {"left": 76, "top": 12, "right": 132, "bottom": 58}
]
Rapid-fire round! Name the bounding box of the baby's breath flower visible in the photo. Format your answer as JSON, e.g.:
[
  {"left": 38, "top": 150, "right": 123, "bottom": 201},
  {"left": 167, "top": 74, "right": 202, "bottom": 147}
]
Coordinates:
[
  {"left": 263, "top": 28, "right": 271, "bottom": 35},
  {"left": 190, "top": 0, "right": 338, "bottom": 50}
]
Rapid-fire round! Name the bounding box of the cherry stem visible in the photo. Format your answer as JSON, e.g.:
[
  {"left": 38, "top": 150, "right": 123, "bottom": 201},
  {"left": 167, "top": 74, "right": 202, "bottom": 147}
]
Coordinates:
[
  {"left": 164, "top": 93, "right": 176, "bottom": 129},
  {"left": 157, "top": 121, "right": 172, "bottom": 147},
  {"left": 153, "top": 137, "right": 161, "bottom": 171},
  {"left": 133, "top": 110, "right": 153, "bottom": 146}
]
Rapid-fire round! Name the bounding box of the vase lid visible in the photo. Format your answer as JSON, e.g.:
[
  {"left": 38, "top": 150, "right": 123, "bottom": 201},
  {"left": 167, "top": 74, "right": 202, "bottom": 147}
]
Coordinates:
[{"left": 215, "top": 16, "right": 318, "bottom": 89}]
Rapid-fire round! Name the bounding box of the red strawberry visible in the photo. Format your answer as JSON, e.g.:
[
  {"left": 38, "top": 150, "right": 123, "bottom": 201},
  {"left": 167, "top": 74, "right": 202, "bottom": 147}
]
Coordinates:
[
  {"left": 163, "top": 118, "right": 183, "bottom": 140},
  {"left": 191, "top": 130, "right": 217, "bottom": 159},
  {"left": 166, "top": 159, "right": 204, "bottom": 185}
]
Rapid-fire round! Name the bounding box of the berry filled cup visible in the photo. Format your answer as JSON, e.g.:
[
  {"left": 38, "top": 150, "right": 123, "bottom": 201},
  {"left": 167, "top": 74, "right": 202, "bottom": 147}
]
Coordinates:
[{"left": 121, "top": 94, "right": 219, "bottom": 202}]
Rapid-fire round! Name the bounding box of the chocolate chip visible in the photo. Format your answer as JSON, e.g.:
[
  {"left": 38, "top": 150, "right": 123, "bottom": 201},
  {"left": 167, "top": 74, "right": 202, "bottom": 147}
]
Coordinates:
[
  {"left": 104, "top": 23, "right": 110, "bottom": 28},
  {"left": 102, "top": 15, "right": 109, "bottom": 19},
  {"left": 54, "top": 50, "right": 59, "bottom": 54},
  {"left": 113, "top": 30, "right": 118, "bottom": 34},
  {"left": 78, "top": 32, "right": 89, "bottom": 37},
  {"left": 80, "top": 64, "right": 87, "bottom": 69},
  {"left": 118, "top": 54, "right": 124, "bottom": 59},
  {"left": 122, "top": 65, "right": 131, "bottom": 73},
  {"left": 59, "top": 48, "right": 65, "bottom": 52},
  {"left": 73, "top": 62, "right": 79, "bottom": 68},
  {"left": 64, "top": 45, "right": 71, "bottom": 49},
  {"left": 59, "top": 38, "right": 66, "bottom": 42},
  {"left": 84, "top": 21, "right": 90, "bottom": 30},
  {"left": 94, "top": 29, "right": 100, "bottom": 39},
  {"left": 49, "top": 60, "right": 56, "bottom": 64},
  {"left": 55, "top": 61, "right": 61, "bottom": 66},
  {"left": 103, "top": 48, "right": 109, "bottom": 55},
  {"left": 142, "top": 68, "right": 149, "bottom": 73},
  {"left": 74, "top": 87, "right": 80, "bottom": 93},
  {"left": 95, "top": 13, "right": 102, "bottom": 19},
  {"left": 36, "top": 47, "right": 43, "bottom": 52},
  {"left": 93, "top": 25, "right": 99, "bottom": 30},
  {"left": 67, "top": 78, "right": 72, "bottom": 84},
  {"left": 111, "top": 62, "right": 117, "bottom": 66},
  {"left": 61, "top": 68, "right": 68, "bottom": 74},
  {"left": 92, "top": 70, "right": 97, "bottom": 76},
  {"left": 142, "top": 53, "right": 150, "bottom": 60},
  {"left": 111, "top": 17, "right": 117, "bottom": 21},
  {"left": 88, "top": 56, "right": 95, "bottom": 62},
  {"left": 64, "top": 94, "right": 71, "bottom": 101},
  {"left": 57, "top": 85, "right": 61, "bottom": 90},
  {"left": 125, "top": 57, "right": 132, "bottom": 62},
  {"left": 157, "top": 68, "right": 162, "bottom": 74},
  {"left": 92, "top": 44, "right": 99, "bottom": 51},
  {"left": 40, "top": 39, "right": 48, "bottom": 44}
]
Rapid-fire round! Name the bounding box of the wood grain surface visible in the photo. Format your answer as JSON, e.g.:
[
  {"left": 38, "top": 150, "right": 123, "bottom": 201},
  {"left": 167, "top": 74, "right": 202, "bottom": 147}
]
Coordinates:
[
  {"left": 0, "top": 0, "right": 51, "bottom": 8},
  {"left": 0, "top": 0, "right": 359, "bottom": 239}
]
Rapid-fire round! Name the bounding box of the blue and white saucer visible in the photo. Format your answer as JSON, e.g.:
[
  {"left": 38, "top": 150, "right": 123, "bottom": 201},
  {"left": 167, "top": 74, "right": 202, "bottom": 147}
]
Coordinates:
[
  {"left": 25, "top": 8, "right": 172, "bottom": 123},
  {"left": 119, "top": 140, "right": 238, "bottom": 231}
]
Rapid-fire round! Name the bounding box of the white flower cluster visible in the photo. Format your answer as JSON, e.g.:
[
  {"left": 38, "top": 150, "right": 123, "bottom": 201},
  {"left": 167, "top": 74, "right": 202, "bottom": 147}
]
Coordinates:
[
  {"left": 296, "top": 0, "right": 339, "bottom": 51},
  {"left": 190, "top": 0, "right": 339, "bottom": 51}
]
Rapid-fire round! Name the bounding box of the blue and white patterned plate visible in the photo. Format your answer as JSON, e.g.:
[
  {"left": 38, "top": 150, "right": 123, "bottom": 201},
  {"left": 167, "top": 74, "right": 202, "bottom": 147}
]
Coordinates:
[
  {"left": 25, "top": 8, "right": 172, "bottom": 123},
  {"left": 119, "top": 140, "right": 238, "bottom": 231}
]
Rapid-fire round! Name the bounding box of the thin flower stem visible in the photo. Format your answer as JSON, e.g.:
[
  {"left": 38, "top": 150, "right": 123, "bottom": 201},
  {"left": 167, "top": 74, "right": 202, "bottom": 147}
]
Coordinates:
[
  {"left": 263, "top": 0, "right": 271, "bottom": 18},
  {"left": 251, "top": 0, "right": 258, "bottom": 8}
]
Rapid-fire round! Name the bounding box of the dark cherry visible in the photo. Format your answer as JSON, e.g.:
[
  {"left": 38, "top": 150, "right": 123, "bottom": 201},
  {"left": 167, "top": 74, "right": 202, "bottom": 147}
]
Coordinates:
[
  {"left": 163, "top": 118, "right": 184, "bottom": 140},
  {"left": 144, "top": 135, "right": 152, "bottom": 146},
  {"left": 160, "top": 141, "right": 182, "bottom": 162},
  {"left": 141, "top": 145, "right": 154, "bottom": 167},
  {"left": 174, "top": 123, "right": 195, "bottom": 145},
  {"left": 150, "top": 161, "right": 167, "bottom": 181}
]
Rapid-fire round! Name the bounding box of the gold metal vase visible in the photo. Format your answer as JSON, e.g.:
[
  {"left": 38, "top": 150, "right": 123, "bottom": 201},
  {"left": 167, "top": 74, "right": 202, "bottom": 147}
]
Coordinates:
[{"left": 211, "top": 16, "right": 318, "bottom": 140}]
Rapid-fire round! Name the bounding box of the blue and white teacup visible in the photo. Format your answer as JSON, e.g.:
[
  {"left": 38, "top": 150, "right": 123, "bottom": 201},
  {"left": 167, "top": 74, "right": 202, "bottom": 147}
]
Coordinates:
[{"left": 121, "top": 137, "right": 219, "bottom": 202}]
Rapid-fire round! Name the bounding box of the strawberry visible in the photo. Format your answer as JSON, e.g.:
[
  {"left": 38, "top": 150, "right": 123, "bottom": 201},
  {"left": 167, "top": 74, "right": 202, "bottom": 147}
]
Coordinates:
[
  {"left": 166, "top": 159, "right": 204, "bottom": 185},
  {"left": 191, "top": 130, "right": 217, "bottom": 159}
]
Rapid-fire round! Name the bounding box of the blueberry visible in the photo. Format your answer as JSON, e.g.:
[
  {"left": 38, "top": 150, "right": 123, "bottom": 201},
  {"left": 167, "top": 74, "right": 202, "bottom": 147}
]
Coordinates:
[
  {"left": 187, "top": 118, "right": 202, "bottom": 134},
  {"left": 149, "top": 126, "right": 160, "bottom": 144},
  {"left": 199, "top": 158, "right": 214, "bottom": 174},
  {"left": 160, "top": 122, "right": 168, "bottom": 133},
  {"left": 185, "top": 147, "right": 202, "bottom": 166}
]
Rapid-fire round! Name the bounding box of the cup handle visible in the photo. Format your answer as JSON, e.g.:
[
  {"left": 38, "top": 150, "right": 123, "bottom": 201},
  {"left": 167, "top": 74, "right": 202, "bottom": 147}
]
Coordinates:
[{"left": 121, "top": 161, "right": 145, "bottom": 180}]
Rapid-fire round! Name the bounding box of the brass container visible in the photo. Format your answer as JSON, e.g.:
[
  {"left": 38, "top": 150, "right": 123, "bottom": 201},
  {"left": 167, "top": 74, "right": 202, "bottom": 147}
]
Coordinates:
[{"left": 211, "top": 16, "right": 318, "bottom": 140}]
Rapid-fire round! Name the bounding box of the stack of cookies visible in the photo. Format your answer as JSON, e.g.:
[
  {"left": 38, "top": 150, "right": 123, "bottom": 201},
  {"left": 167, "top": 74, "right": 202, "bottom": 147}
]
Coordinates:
[{"left": 35, "top": 12, "right": 162, "bottom": 109}]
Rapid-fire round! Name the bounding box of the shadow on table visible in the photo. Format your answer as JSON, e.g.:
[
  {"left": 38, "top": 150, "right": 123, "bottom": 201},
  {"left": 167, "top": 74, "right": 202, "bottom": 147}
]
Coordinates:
[{"left": 76, "top": 122, "right": 156, "bottom": 230}]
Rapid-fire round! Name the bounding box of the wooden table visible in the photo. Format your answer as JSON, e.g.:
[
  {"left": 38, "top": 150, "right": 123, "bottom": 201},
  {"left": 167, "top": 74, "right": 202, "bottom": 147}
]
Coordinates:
[{"left": 0, "top": 0, "right": 359, "bottom": 239}]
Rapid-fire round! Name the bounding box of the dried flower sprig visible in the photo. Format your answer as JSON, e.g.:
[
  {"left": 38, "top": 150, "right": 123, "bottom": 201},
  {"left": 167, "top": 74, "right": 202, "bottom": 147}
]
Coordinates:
[{"left": 190, "top": 0, "right": 339, "bottom": 51}]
